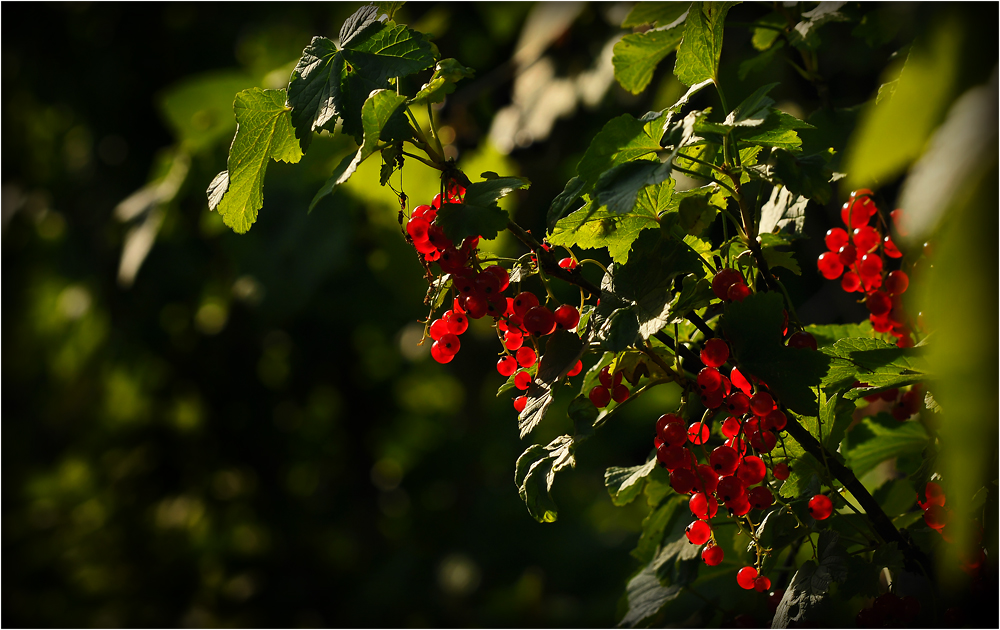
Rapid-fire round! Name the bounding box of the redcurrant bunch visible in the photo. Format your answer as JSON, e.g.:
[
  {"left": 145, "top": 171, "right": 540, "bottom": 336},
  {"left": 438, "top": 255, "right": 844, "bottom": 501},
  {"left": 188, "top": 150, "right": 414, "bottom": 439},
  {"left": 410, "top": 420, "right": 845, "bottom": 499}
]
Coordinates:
[{"left": 816, "top": 190, "right": 916, "bottom": 348}]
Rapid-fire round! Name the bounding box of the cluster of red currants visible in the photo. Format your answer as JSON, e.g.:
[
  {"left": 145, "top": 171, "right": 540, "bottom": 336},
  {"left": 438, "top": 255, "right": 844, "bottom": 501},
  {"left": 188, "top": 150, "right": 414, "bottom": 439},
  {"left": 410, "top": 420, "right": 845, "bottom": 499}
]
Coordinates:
[
  {"left": 816, "top": 189, "right": 915, "bottom": 348},
  {"left": 407, "top": 186, "right": 583, "bottom": 412},
  {"left": 588, "top": 366, "right": 631, "bottom": 408},
  {"left": 650, "top": 337, "right": 808, "bottom": 592}
]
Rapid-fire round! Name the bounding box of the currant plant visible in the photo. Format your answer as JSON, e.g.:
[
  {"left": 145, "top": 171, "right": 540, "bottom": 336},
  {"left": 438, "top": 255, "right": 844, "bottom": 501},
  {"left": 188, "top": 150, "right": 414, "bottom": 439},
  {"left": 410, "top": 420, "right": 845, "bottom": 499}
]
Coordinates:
[{"left": 207, "top": 2, "right": 995, "bottom": 627}]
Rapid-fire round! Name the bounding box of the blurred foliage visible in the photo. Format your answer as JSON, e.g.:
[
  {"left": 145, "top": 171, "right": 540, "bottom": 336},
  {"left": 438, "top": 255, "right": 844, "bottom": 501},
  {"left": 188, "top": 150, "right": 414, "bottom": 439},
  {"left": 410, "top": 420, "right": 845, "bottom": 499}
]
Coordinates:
[{"left": 2, "top": 2, "right": 996, "bottom": 628}]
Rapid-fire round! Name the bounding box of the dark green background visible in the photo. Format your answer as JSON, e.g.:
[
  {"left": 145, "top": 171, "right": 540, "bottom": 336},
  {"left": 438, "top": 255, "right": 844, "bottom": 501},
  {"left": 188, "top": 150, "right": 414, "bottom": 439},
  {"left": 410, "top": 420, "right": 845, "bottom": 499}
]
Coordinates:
[{"left": 3, "top": 3, "right": 995, "bottom": 627}]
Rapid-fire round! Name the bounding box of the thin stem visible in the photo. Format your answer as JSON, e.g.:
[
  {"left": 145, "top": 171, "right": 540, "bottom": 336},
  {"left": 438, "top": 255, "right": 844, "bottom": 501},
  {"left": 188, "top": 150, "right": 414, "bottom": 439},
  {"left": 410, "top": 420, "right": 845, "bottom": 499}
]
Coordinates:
[
  {"left": 505, "top": 221, "right": 602, "bottom": 297},
  {"left": 592, "top": 378, "right": 670, "bottom": 431},
  {"left": 640, "top": 342, "right": 686, "bottom": 386},
  {"left": 401, "top": 150, "right": 445, "bottom": 171}
]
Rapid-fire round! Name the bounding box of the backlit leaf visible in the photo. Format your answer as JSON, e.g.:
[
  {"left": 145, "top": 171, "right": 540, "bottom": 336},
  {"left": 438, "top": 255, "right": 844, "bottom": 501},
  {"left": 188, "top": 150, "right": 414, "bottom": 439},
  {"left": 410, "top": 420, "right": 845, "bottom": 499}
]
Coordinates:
[
  {"left": 605, "top": 457, "right": 658, "bottom": 507},
  {"left": 613, "top": 25, "right": 685, "bottom": 94},
  {"left": 673, "top": 1, "right": 739, "bottom": 87}
]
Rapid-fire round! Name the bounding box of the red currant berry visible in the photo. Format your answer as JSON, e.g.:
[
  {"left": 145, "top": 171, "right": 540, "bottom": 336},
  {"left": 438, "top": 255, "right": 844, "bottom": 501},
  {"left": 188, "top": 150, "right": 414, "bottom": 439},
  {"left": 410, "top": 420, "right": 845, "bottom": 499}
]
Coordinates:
[
  {"left": 689, "top": 492, "right": 719, "bottom": 519},
  {"left": 730, "top": 367, "right": 752, "bottom": 396},
  {"left": 411, "top": 204, "right": 433, "bottom": 219},
  {"left": 589, "top": 385, "right": 611, "bottom": 408},
  {"left": 436, "top": 333, "right": 460, "bottom": 355},
  {"left": 513, "top": 396, "right": 527, "bottom": 413},
  {"left": 772, "top": 462, "right": 790, "bottom": 480},
  {"left": 431, "top": 342, "right": 455, "bottom": 364},
  {"left": 655, "top": 413, "right": 683, "bottom": 437},
  {"left": 557, "top": 257, "right": 577, "bottom": 270},
  {"left": 841, "top": 270, "right": 861, "bottom": 293},
  {"left": 567, "top": 360, "right": 583, "bottom": 377},
  {"left": 702, "top": 543, "right": 724, "bottom": 566},
  {"left": 837, "top": 243, "right": 857, "bottom": 266},
  {"left": 825, "top": 227, "right": 849, "bottom": 252},
  {"left": 504, "top": 330, "right": 524, "bottom": 350},
  {"left": 883, "top": 235, "right": 903, "bottom": 258},
  {"left": 726, "top": 392, "right": 750, "bottom": 416},
  {"left": 750, "top": 392, "right": 774, "bottom": 416},
  {"left": 693, "top": 464, "right": 719, "bottom": 495},
  {"left": 697, "top": 367, "right": 723, "bottom": 392},
  {"left": 516, "top": 346, "right": 537, "bottom": 368},
  {"left": 444, "top": 310, "right": 468, "bottom": 335},
  {"left": 430, "top": 318, "right": 451, "bottom": 340},
  {"left": 753, "top": 575, "right": 772, "bottom": 593},
  {"left": 787, "top": 331, "right": 817, "bottom": 351},
  {"left": 736, "top": 456, "right": 767, "bottom": 486},
  {"left": 660, "top": 420, "right": 688, "bottom": 447},
  {"left": 727, "top": 493, "right": 752, "bottom": 516},
  {"left": 700, "top": 387, "right": 726, "bottom": 410},
  {"left": 685, "top": 520, "right": 712, "bottom": 545},
  {"left": 553, "top": 304, "right": 580, "bottom": 330},
  {"left": 497, "top": 355, "right": 517, "bottom": 376},
  {"left": 701, "top": 338, "right": 730, "bottom": 367},
  {"left": 748, "top": 486, "right": 774, "bottom": 510},
  {"left": 464, "top": 294, "right": 488, "bottom": 319},
  {"left": 728, "top": 282, "right": 751, "bottom": 302},
  {"left": 716, "top": 475, "right": 746, "bottom": 503},
  {"left": 710, "top": 446, "right": 740, "bottom": 476},
  {"left": 721, "top": 416, "right": 742, "bottom": 438},
  {"left": 924, "top": 481, "right": 946, "bottom": 507},
  {"left": 737, "top": 566, "right": 758, "bottom": 590},
  {"left": 858, "top": 253, "right": 883, "bottom": 278},
  {"left": 406, "top": 216, "right": 430, "bottom": 242},
  {"left": 657, "top": 444, "right": 689, "bottom": 470},
  {"left": 762, "top": 409, "right": 787, "bottom": 432},
  {"left": 884, "top": 270, "right": 909, "bottom": 295},
  {"left": 808, "top": 494, "right": 833, "bottom": 520},
  {"left": 923, "top": 504, "right": 949, "bottom": 530},
  {"left": 852, "top": 225, "right": 881, "bottom": 253},
  {"left": 866, "top": 290, "right": 892, "bottom": 317},
  {"left": 687, "top": 422, "right": 710, "bottom": 445},
  {"left": 512, "top": 291, "right": 539, "bottom": 317},
  {"left": 523, "top": 305, "right": 556, "bottom": 336},
  {"left": 817, "top": 252, "right": 845, "bottom": 280},
  {"left": 712, "top": 268, "right": 744, "bottom": 300},
  {"left": 612, "top": 383, "right": 630, "bottom": 403},
  {"left": 481, "top": 265, "right": 510, "bottom": 292},
  {"left": 670, "top": 468, "right": 697, "bottom": 494},
  {"left": 514, "top": 370, "right": 533, "bottom": 391}
]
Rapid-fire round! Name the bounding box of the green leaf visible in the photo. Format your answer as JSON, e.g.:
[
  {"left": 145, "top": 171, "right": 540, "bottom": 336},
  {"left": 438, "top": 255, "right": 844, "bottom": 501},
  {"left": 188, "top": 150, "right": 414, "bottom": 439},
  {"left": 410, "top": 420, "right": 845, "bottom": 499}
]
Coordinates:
[
  {"left": 575, "top": 113, "right": 666, "bottom": 195},
  {"left": 568, "top": 395, "right": 599, "bottom": 439},
  {"left": 676, "top": 189, "right": 718, "bottom": 236},
  {"left": 751, "top": 12, "right": 786, "bottom": 51},
  {"left": 215, "top": 88, "right": 303, "bottom": 234},
  {"left": 844, "top": 19, "right": 961, "bottom": 189},
  {"left": 547, "top": 180, "right": 669, "bottom": 264},
  {"left": 673, "top": 1, "right": 739, "bottom": 87},
  {"left": 788, "top": 2, "right": 850, "bottom": 51},
  {"left": 770, "top": 148, "right": 835, "bottom": 205},
  {"left": 518, "top": 331, "right": 585, "bottom": 438},
  {"left": 606, "top": 229, "right": 703, "bottom": 339},
  {"left": 374, "top": 1, "right": 404, "bottom": 21},
  {"left": 758, "top": 184, "right": 809, "bottom": 235},
  {"left": 463, "top": 175, "right": 531, "bottom": 208},
  {"left": 599, "top": 307, "right": 641, "bottom": 352},
  {"left": 339, "top": 21, "right": 437, "bottom": 139},
  {"left": 622, "top": 2, "right": 690, "bottom": 28},
  {"left": 759, "top": 232, "right": 801, "bottom": 275},
  {"left": 613, "top": 25, "right": 685, "bottom": 95},
  {"left": 821, "top": 337, "right": 928, "bottom": 394},
  {"left": 436, "top": 175, "right": 529, "bottom": 243},
  {"left": 339, "top": 4, "right": 384, "bottom": 48},
  {"left": 819, "top": 391, "right": 854, "bottom": 452},
  {"left": 722, "top": 292, "right": 830, "bottom": 415},
  {"left": 309, "top": 89, "right": 408, "bottom": 210},
  {"left": 725, "top": 82, "right": 779, "bottom": 127},
  {"left": 772, "top": 531, "right": 849, "bottom": 628},
  {"left": 779, "top": 451, "right": 823, "bottom": 499},
  {"left": 436, "top": 203, "right": 509, "bottom": 244},
  {"left": 547, "top": 176, "right": 587, "bottom": 227},
  {"left": 514, "top": 435, "right": 575, "bottom": 523},
  {"left": 803, "top": 321, "right": 873, "bottom": 349},
  {"left": 736, "top": 109, "right": 812, "bottom": 151},
  {"left": 593, "top": 159, "right": 673, "bottom": 215},
  {"left": 668, "top": 274, "right": 715, "bottom": 318},
  {"left": 738, "top": 39, "right": 785, "bottom": 81},
  {"left": 843, "top": 418, "right": 930, "bottom": 479},
  {"left": 287, "top": 36, "right": 345, "bottom": 151},
  {"left": 605, "top": 457, "right": 658, "bottom": 507},
  {"left": 618, "top": 563, "right": 682, "bottom": 628},
  {"left": 632, "top": 494, "right": 683, "bottom": 563},
  {"left": 410, "top": 58, "right": 475, "bottom": 104}
]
